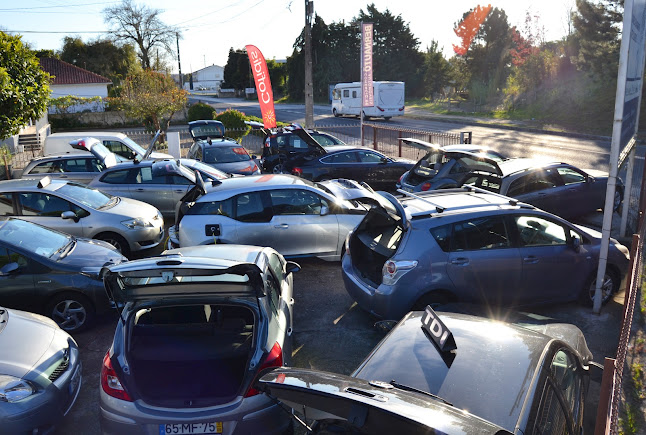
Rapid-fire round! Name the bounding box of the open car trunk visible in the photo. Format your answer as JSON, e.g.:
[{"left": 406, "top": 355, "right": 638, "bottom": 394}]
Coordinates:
[{"left": 127, "top": 303, "right": 256, "bottom": 408}]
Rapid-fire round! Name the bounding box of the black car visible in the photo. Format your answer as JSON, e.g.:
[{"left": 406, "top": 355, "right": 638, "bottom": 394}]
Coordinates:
[
  {"left": 0, "top": 217, "right": 126, "bottom": 332},
  {"left": 258, "top": 305, "right": 600, "bottom": 434},
  {"left": 261, "top": 124, "right": 345, "bottom": 173},
  {"left": 285, "top": 145, "right": 415, "bottom": 191}
]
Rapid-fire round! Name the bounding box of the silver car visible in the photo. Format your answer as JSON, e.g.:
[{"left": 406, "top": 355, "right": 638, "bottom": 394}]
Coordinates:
[
  {"left": 0, "top": 306, "right": 82, "bottom": 433},
  {"left": 0, "top": 177, "right": 164, "bottom": 257},
  {"left": 20, "top": 150, "right": 126, "bottom": 184},
  {"left": 169, "top": 175, "right": 379, "bottom": 261},
  {"left": 99, "top": 244, "right": 299, "bottom": 435}
]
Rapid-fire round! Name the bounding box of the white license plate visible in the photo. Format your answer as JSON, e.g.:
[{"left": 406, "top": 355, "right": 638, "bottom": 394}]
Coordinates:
[
  {"left": 159, "top": 422, "right": 222, "bottom": 435},
  {"left": 402, "top": 186, "right": 413, "bottom": 192}
]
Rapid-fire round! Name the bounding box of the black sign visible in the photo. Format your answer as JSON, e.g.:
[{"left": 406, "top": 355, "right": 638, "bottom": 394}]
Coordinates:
[
  {"left": 205, "top": 224, "right": 221, "bottom": 237},
  {"left": 421, "top": 305, "right": 457, "bottom": 352}
]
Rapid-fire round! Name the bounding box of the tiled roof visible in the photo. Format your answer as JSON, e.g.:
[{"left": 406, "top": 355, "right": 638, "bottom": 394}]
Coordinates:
[{"left": 39, "top": 58, "right": 112, "bottom": 85}]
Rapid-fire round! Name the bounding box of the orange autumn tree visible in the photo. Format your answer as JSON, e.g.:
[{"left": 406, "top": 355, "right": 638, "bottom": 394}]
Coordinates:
[{"left": 453, "top": 5, "right": 493, "bottom": 55}]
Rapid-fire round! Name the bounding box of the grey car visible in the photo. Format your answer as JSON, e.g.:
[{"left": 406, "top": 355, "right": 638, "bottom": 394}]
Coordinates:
[
  {"left": 169, "top": 175, "right": 379, "bottom": 261},
  {"left": 0, "top": 177, "right": 164, "bottom": 257},
  {"left": 20, "top": 150, "right": 127, "bottom": 184},
  {"left": 186, "top": 139, "right": 261, "bottom": 176},
  {"left": 0, "top": 217, "right": 126, "bottom": 332},
  {"left": 258, "top": 306, "right": 599, "bottom": 434},
  {"left": 0, "top": 306, "right": 82, "bottom": 433},
  {"left": 99, "top": 244, "right": 299, "bottom": 435},
  {"left": 342, "top": 187, "right": 630, "bottom": 320}
]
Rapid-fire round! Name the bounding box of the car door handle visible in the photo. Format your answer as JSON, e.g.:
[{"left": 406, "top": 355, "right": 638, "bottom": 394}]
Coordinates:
[
  {"left": 523, "top": 256, "right": 539, "bottom": 264},
  {"left": 174, "top": 189, "right": 184, "bottom": 193},
  {"left": 274, "top": 224, "right": 289, "bottom": 229},
  {"left": 59, "top": 175, "right": 68, "bottom": 178},
  {"left": 450, "top": 257, "right": 469, "bottom": 266},
  {"left": 135, "top": 188, "right": 145, "bottom": 192}
]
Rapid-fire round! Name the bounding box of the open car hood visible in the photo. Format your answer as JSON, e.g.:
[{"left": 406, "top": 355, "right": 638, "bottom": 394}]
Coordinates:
[
  {"left": 140, "top": 130, "right": 162, "bottom": 161},
  {"left": 103, "top": 255, "right": 265, "bottom": 303},
  {"left": 258, "top": 367, "right": 509, "bottom": 434}
]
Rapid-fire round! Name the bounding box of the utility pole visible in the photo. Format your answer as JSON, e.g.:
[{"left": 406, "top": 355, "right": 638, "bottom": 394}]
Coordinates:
[
  {"left": 176, "top": 32, "right": 183, "bottom": 89},
  {"left": 304, "top": 0, "right": 314, "bottom": 128}
]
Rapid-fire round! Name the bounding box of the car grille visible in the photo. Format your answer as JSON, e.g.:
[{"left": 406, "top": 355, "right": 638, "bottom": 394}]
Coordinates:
[{"left": 49, "top": 350, "right": 70, "bottom": 382}]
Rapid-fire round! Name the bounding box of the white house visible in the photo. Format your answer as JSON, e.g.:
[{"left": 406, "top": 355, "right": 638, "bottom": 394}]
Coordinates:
[
  {"left": 186, "top": 64, "right": 224, "bottom": 91},
  {"left": 39, "top": 58, "right": 112, "bottom": 113}
]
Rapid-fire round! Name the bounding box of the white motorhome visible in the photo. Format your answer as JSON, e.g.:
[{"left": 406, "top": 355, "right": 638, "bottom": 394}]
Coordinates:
[{"left": 331, "top": 81, "right": 405, "bottom": 120}]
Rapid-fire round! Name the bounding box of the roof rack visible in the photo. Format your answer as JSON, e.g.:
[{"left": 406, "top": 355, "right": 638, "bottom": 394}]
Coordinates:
[
  {"left": 462, "top": 184, "right": 518, "bottom": 206},
  {"left": 397, "top": 189, "right": 445, "bottom": 213}
]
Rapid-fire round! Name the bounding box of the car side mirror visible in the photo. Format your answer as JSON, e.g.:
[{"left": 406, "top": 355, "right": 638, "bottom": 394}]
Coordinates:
[
  {"left": 570, "top": 235, "right": 581, "bottom": 253},
  {"left": 380, "top": 157, "right": 389, "bottom": 164},
  {"left": 286, "top": 261, "right": 301, "bottom": 275},
  {"left": 0, "top": 262, "right": 19, "bottom": 276},
  {"left": 320, "top": 205, "right": 329, "bottom": 216},
  {"left": 587, "top": 175, "right": 596, "bottom": 183},
  {"left": 251, "top": 155, "right": 258, "bottom": 160},
  {"left": 61, "top": 210, "right": 79, "bottom": 222}
]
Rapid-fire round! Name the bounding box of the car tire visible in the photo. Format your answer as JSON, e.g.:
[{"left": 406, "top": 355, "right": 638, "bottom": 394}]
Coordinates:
[
  {"left": 384, "top": 117, "right": 392, "bottom": 121},
  {"left": 333, "top": 108, "right": 339, "bottom": 117},
  {"left": 46, "top": 292, "right": 95, "bottom": 333},
  {"left": 95, "top": 233, "right": 130, "bottom": 258},
  {"left": 579, "top": 269, "right": 619, "bottom": 306},
  {"left": 613, "top": 189, "right": 623, "bottom": 213},
  {"left": 272, "top": 163, "right": 284, "bottom": 174},
  {"left": 412, "top": 292, "right": 451, "bottom": 311}
]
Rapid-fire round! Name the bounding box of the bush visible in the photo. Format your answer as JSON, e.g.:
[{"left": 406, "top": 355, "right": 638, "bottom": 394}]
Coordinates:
[
  {"left": 215, "top": 109, "right": 249, "bottom": 140},
  {"left": 187, "top": 102, "right": 216, "bottom": 122}
]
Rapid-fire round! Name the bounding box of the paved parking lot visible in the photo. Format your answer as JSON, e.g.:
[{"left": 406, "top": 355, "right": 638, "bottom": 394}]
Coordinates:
[{"left": 55, "top": 239, "right": 626, "bottom": 434}]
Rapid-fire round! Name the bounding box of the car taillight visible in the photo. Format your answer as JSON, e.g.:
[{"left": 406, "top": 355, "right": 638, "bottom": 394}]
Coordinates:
[
  {"left": 398, "top": 173, "right": 406, "bottom": 184},
  {"left": 421, "top": 182, "right": 432, "bottom": 191},
  {"left": 377, "top": 106, "right": 385, "bottom": 112},
  {"left": 292, "top": 167, "right": 303, "bottom": 176},
  {"left": 399, "top": 106, "right": 405, "bottom": 111},
  {"left": 382, "top": 260, "right": 418, "bottom": 285},
  {"left": 245, "top": 342, "right": 283, "bottom": 397},
  {"left": 251, "top": 163, "right": 259, "bottom": 172},
  {"left": 101, "top": 352, "right": 132, "bottom": 402}
]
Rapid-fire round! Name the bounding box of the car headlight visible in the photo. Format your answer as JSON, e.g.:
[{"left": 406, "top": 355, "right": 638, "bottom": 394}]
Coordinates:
[
  {"left": 0, "top": 375, "right": 35, "bottom": 402},
  {"left": 121, "top": 217, "right": 153, "bottom": 229}
]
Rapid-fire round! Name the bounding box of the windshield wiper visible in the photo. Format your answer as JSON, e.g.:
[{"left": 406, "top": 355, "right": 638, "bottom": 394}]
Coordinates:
[
  {"left": 98, "top": 197, "right": 119, "bottom": 210},
  {"left": 389, "top": 380, "right": 453, "bottom": 406},
  {"left": 50, "top": 239, "right": 75, "bottom": 259}
]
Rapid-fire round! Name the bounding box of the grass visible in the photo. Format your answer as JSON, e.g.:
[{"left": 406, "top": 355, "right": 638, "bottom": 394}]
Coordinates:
[{"left": 620, "top": 403, "right": 641, "bottom": 435}]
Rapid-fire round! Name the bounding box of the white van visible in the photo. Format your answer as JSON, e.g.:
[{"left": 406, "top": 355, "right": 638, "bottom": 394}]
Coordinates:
[
  {"left": 331, "top": 81, "right": 405, "bottom": 120},
  {"left": 43, "top": 131, "right": 172, "bottom": 160}
]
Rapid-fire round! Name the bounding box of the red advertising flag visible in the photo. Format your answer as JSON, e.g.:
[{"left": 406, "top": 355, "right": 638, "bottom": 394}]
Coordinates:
[
  {"left": 361, "top": 23, "right": 374, "bottom": 107},
  {"left": 245, "top": 45, "right": 277, "bottom": 128}
]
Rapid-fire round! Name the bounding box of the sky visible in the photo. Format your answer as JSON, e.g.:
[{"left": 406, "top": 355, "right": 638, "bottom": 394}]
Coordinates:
[{"left": 1, "top": 0, "right": 576, "bottom": 75}]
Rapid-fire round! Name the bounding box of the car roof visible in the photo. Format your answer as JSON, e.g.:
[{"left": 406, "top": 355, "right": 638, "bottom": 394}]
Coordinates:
[
  {"left": 47, "top": 131, "right": 127, "bottom": 138},
  {"left": 497, "top": 158, "right": 563, "bottom": 176},
  {"left": 27, "top": 153, "right": 95, "bottom": 163},
  {"left": 201, "top": 174, "right": 313, "bottom": 196},
  {"left": 322, "top": 145, "right": 372, "bottom": 154},
  {"left": 0, "top": 177, "right": 69, "bottom": 192},
  {"left": 163, "top": 245, "right": 265, "bottom": 265},
  {"left": 195, "top": 138, "right": 241, "bottom": 147},
  {"left": 354, "top": 310, "right": 572, "bottom": 432}
]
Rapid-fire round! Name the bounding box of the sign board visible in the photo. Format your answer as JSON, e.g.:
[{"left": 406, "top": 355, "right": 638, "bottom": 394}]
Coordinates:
[{"left": 361, "top": 23, "right": 374, "bottom": 107}]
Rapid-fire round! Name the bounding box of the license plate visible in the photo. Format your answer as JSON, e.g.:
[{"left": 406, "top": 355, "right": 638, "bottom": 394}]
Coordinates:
[
  {"left": 159, "top": 422, "right": 222, "bottom": 434},
  {"left": 69, "top": 366, "right": 81, "bottom": 395},
  {"left": 402, "top": 186, "right": 413, "bottom": 192}
]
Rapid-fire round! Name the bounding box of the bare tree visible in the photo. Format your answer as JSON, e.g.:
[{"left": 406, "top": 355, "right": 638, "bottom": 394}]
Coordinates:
[{"left": 103, "top": 0, "right": 177, "bottom": 69}]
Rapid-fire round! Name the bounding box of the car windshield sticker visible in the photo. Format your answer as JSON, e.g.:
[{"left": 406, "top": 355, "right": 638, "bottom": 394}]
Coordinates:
[{"left": 421, "top": 305, "right": 457, "bottom": 352}]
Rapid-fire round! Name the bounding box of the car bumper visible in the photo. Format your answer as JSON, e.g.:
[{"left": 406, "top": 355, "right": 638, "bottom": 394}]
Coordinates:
[
  {"left": 0, "top": 344, "right": 82, "bottom": 433},
  {"left": 100, "top": 392, "right": 290, "bottom": 435},
  {"left": 127, "top": 224, "right": 165, "bottom": 252}
]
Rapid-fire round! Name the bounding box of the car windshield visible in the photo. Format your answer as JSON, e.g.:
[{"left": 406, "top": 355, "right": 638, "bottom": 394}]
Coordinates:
[
  {"left": 311, "top": 133, "right": 343, "bottom": 147},
  {"left": 203, "top": 146, "right": 251, "bottom": 163},
  {"left": 121, "top": 136, "right": 147, "bottom": 157},
  {"left": 0, "top": 218, "right": 70, "bottom": 258},
  {"left": 56, "top": 182, "right": 114, "bottom": 209},
  {"left": 191, "top": 124, "right": 225, "bottom": 138}
]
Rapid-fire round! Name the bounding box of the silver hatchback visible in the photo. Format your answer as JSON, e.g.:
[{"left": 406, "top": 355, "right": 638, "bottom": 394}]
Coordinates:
[{"left": 99, "top": 244, "right": 299, "bottom": 435}]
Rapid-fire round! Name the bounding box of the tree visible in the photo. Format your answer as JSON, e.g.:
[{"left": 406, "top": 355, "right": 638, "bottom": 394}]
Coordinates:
[
  {"left": 222, "top": 48, "right": 250, "bottom": 90},
  {"left": 422, "top": 41, "right": 451, "bottom": 98},
  {"left": 0, "top": 32, "right": 51, "bottom": 140},
  {"left": 108, "top": 69, "right": 187, "bottom": 133},
  {"left": 103, "top": 0, "right": 178, "bottom": 69},
  {"left": 60, "top": 37, "right": 140, "bottom": 87},
  {"left": 571, "top": 0, "right": 621, "bottom": 77}
]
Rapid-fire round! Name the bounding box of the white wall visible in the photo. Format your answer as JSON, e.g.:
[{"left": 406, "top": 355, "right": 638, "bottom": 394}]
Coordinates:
[{"left": 49, "top": 83, "right": 109, "bottom": 113}]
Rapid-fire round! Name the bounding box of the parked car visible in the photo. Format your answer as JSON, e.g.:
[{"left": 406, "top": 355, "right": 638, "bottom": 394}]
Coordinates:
[
  {"left": 258, "top": 305, "right": 600, "bottom": 434},
  {"left": 396, "top": 138, "right": 507, "bottom": 191},
  {"left": 0, "top": 306, "right": 82, "bottom": 433},
  {"left": 342, "top": 187, "right": 630, "bottom": 320},
  {"left": 21, "top": 145, "right": 128, "bottom": 184},
  {"left": 286, "top": 145, "right": 416, "bottom": 191},
  {"left": 0, "top": 177, "right": 164, "bottom": 257},
  {"left": 186, "top": 138, "right": 261, "bottom": 176},
  {"left": 0, "top": 217, "right": 126, "bottom": 332},
  {"left": 43, "top": 131, "right": 171, "bottom": 160},
  {"left": 99, "top": 244, "right": 299, "bottom": 434},
  {"left": 179, "top": 158, "right": 232, "bottom": 181},
  {"left": 169, "top": 175, "right": 381, "bottom": 261},
  {"left": 260, "top": 124, "right": 346, "bottom": 173}
]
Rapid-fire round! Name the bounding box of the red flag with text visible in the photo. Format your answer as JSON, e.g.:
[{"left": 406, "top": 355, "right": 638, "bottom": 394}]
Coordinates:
[{"left": 246, "top": 45, "right": 277, "bottom": 128}]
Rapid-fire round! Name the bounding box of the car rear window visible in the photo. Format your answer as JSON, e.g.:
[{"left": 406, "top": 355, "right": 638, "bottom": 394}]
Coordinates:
[
  {"left": 429, "top": 224, "right": 452, "bottom": 252},
  {"left": 203, "top": 146, "right": 250, "bottom": 163}
]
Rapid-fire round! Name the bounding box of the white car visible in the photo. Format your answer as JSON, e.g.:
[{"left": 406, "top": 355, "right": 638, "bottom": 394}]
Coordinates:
[{"left": 169, "top": 175, "right": 381, "bottom": 261}]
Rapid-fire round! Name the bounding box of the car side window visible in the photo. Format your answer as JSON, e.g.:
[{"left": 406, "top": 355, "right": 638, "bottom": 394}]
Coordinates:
[
  {"left": 265, "top": 271, "right": 281, "bottom": 314},
  {"left": 234, "top": 192, "right": 271, "bottom": 222},
  {"left": 430, "top": 224, "right": 452, "bottom": 252},
  {"left": 323, "top": 152, "right": 357, "bottom": 164},
  {"left": 101, "top": 169, "right": 131, "bottom": 184},
  {"left": 90, "top": 158, "right": 105, "bottom": 172},
  {"left": 270, "top": 189, "right": 325, "bottom": 215},
  {"left": 62, "top": 158, "right": 89, "bottom": 173},
  {"left": 533, "top": 383, "right": 571, "bottom": 435},
  {"left": 550, "top": 349, "right": 582, "bottom": 420},
  {"left": 18, "top": 193, "right": 72, "bottom": 217},
  {"left": 451, "top": 216, "right": 510, "bottom": 251},
  {"left": 29, "top": 161, "right": 61, "bottom": 174},
  {"left": 135, "top": 167, "right": 167, "bottom": 184},
  {"left": 515, "top": 216, "right": 567, "bottom": 246},
  {"left": 188, "top": 199, "right": 234, "bottom": 217},
  {"left": 268, "top": 253, "right": 286, "bottom": 284},
  {"left": 357, "top": 151, "right": 386, "bottom": 163},
  {"left": 289, "top": 136, "right": 307, "bottom": 149},
  {"left": 312, "top": 135, "right": 336, "bottom": 146},
  {"left": 0, "top": 247, "right": 28, "bottom": 270},
  {"left": 169, "top": 174, "right": 192, "bottom": 185},
  {"left": 103, "top": 140, "right": 132, "bottom": 158},
  {"left": 0, "top": 193, "right": 14, "bottom": 215},
  {"left": 558, "top": 167, "right": 586, "bottom": 185},
  {"left": 343, "top": 90, "right": 349, "bottom": 97},
  {"left": 450, "top": 156, "right": 498, "bottom": 174},
  {"left": 508, "top": 170, "right": 561, "bottom": 196}
]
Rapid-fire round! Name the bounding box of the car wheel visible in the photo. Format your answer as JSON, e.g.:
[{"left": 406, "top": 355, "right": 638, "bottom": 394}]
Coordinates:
[
  {"left": 333, "top": 108, "right": 339, "bottom": 117},
  {"left": 272, "top": 163, "right": 284, "bottom": 174},
  {"left": 580, "top": 269, "right": 619, "bottom": 306},
  {"left": 384, "top": 117, "right": 392, "bottom": 121},
  {"left": 95, "top": 233, "right": 130, "bottom": 258},
  {"left": 412, "top": 292, "right": 450, "bottom": 311},
  {"left": 46, "top": 293, "right": 94, "bottom": 333},
  {"left": 613, "top": 189, "right": 623, "bottom": 213}
]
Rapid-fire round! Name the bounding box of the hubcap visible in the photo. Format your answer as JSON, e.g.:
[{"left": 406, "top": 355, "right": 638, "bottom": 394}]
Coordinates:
[
  {"left": 589, "top": 274, "right": 614, "bottom": 302},
  {"left": 272, "top": 165, "right": 283, "bottom": 174},
  {"left": 51, "top": 300, "right": 87, "bottom": 331}
]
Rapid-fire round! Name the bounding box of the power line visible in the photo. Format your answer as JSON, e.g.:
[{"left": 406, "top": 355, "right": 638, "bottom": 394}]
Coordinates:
[{"left": 0, "top": 1, "right": 117, "bottom": 11}]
